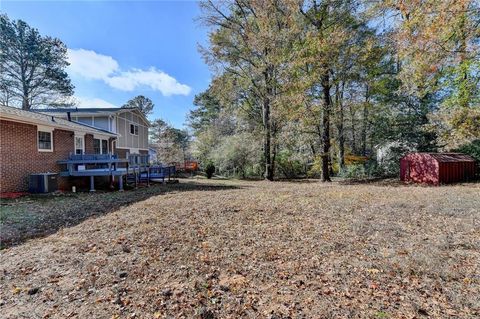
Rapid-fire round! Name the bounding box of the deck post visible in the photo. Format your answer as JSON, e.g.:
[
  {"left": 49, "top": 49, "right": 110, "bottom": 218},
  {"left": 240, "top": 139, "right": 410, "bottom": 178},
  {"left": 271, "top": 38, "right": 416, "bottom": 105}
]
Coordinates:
[
  {"left": 89, "top": 176, "right": 95, "bottom": 192},
  {"left": 119, "top": 176, "right": 124, "bottom": 191},
  {"left": 147, "top": 166, "right": 150, "bottom": 187}
]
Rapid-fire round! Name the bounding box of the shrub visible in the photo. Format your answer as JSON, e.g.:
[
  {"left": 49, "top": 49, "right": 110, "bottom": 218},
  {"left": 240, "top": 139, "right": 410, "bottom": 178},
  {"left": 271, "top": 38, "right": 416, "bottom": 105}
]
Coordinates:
[
  {"left": 338, "top": 164, "right": 367, "bottom": 179},
  {"left": 276, "top": 150, "right": 305, "bottom": 179},
  {"left": 454, "top": 140, "right": 480, "bottom": 179},
  {"left": 338, "top": 159, "right": 384, "bottom": 179},
  {"left": 209, "top": 133, "right": 262, "bottom": 178},
  {"left": 376, "top": 142, "right": 416, "bottom": 177},
  {"left": 307, "top": 155, "right": 323, "bottom": 178},
  {"left": 454, "top": 139, "right": 480, "bottom": 162},
  {"left": 345, "top": 155, "right": 368, "bottom": 165},
  {"left": 205, "top": 162, "right": 215, "bottom": 179}
]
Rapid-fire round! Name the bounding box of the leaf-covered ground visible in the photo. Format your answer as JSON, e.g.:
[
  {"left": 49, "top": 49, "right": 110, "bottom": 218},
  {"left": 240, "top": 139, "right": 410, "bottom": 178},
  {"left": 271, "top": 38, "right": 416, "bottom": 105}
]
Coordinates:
[{"left": 0, "top": 179, "right": 479, "bottom": 318}]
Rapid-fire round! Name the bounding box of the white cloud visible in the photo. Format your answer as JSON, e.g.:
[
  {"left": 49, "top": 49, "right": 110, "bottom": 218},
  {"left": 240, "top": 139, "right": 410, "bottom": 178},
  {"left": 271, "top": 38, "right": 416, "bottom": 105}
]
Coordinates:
[
  {"left": 106, "top": 68, "right": 191, "bottom": 96},
  {"left": 67, "top": 49, "right": 191, "bottom": 96},
  {"left": 74, "top": 96, "right": 118, "bottom": 109},
  {"left": 67, "top": 49, "right": 119, "bottom": 80}
]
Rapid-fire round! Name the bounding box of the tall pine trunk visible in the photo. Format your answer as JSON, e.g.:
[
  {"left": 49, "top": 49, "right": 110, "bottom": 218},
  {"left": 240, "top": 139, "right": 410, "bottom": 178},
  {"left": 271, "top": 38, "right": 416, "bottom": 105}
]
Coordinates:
[
  {"left": 263, "top": 65, "right": 274, "bottom": 181},
  {"left": 22, "top": 80, "right": 30, "bottom": 110},
  {"left": 361, "top": 85, "right": 369, "bottom": 156},
  {"left": 321, "top": 71, "right": 332, "bottom": 182},
  {"left": 263, "top": 95, "right": 273, "bottom": 180},
  {"left": 336, "top": 82, "right": 345, "bottom": 170},
  {"left": 350, "top": 104, "right": 357, "bottom": 153}
]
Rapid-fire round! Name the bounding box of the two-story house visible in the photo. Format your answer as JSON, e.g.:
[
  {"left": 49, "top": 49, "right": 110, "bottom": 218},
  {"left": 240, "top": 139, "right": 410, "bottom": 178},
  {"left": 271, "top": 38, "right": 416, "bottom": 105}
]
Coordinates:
[
  {"left": 40, "top": 107, "right": 150, "bottom": 158},
  {"left": 0, "top": 105, "right": 118, "bottom": 193}
]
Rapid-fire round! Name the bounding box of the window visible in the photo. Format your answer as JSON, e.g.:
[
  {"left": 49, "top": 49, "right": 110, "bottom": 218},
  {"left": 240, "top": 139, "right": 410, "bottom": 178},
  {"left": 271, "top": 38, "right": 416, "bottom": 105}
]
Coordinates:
[
  {"left": 102, "top": 139, "right": 108, "bottom": 154},
  {"left": 130, "top": 124, "right": 139, "bottom": 135},
  {"left": 93, "top": 138, "right": 109, "bottom": 154},
  {"left": 38, "top": 130, "right": 53, "bottom": 151},
  {"left": 93, "top": 139, "right": 101, "bottom": 154},
  {"left": 74, "top": 136, "right": 84, "bottom": 155}
]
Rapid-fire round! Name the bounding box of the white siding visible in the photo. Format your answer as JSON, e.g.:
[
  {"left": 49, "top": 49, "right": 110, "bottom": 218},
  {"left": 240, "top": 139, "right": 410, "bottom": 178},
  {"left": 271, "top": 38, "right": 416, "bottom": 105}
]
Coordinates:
[
  {"left": 92, "top": 117, "right": 109, "bottom": 130},
  {"left": 102, "top": 111, "right": 149, "bottom": 151},
  {"left": 76, "top": 117, "right": 93, "bottom": 126}
]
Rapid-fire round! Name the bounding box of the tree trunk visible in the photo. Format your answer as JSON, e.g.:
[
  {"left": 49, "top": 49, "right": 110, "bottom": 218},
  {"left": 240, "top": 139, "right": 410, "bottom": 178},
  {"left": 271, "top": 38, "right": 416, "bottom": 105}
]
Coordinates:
[
  {"left": 22, "top": 83, "right": 30, "bottom": 110},
  {"left": 271, "top": 138, "right": 277, "bottom": 180},
  {"left": 263, "top": 99, "right": 273, "bottom": 180},
  {"left": 350, "top": 104, "right": 357, "bottom": 154},
  {"left": 263, "top": 66, "right": 274, "bottom": 181},
  {"left": 321, "top": 71, "right": 332, "bottom": 182},
  {"left": 361, "top": 85, "right": 369, "bottom": 157},
  {"left": 22, "top": 96, "right": 30, "bottom": 110},
  {"left": 336, "top": 82, "right": 345, "bottom": 171}
]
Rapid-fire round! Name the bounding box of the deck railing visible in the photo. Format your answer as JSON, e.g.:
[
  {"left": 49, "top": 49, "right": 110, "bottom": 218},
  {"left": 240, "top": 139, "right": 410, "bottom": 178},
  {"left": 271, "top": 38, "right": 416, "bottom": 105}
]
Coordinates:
[
  {"left": 68, "top": 153, "right": 118, "bottom": 161},
  {"left": 128, "top": 153, "right": 150, "bottom": 166},
  {"left": 58, "top": 153, "right": 176, "bottom": 191},
  {"left": 57, "top": 153, "right": 129, "bottom": 191}
]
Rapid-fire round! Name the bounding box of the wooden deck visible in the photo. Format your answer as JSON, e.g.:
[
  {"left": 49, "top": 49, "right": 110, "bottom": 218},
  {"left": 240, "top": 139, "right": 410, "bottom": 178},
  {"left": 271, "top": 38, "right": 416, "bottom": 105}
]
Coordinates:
[
  {"left": 58, "top": 153, "right": 177, "bottom": 191},
  {"left": 58, "top": 154, "right": 129, "bottom": 191}
]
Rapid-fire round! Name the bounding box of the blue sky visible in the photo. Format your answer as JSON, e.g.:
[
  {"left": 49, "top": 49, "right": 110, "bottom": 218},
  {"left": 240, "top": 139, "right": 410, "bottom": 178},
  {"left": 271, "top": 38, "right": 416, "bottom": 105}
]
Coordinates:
[{"left": 1, "top": 0, "right": 211, "bottom": 128}]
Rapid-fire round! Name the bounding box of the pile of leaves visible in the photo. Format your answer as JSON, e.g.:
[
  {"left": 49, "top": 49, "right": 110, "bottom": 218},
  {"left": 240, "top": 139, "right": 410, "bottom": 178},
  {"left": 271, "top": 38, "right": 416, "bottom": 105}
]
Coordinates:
[{"left": 0, "top": 179, "right": 479, "bottom": 318}]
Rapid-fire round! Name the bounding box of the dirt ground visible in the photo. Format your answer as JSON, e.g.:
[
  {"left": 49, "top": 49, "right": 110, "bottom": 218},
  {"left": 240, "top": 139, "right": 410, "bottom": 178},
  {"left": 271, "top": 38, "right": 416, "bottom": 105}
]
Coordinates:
[{"left": 0, "top": 179, "right": 479, "bottom": 318}]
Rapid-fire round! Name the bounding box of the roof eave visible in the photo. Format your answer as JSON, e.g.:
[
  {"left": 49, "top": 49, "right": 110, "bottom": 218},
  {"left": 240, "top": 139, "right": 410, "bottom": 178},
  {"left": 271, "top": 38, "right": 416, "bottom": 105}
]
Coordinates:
[{"left": 0, "top": 112, "right": 117, "bottom": 137}]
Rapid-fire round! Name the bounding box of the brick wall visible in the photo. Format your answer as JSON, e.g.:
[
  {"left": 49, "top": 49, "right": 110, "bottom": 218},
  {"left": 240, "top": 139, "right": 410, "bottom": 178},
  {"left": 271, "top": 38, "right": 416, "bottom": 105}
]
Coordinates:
[
  {"left": 0, "top": 120, "right": 104, "bottom": 193},
  {"left": 85, "top": 134, "right": 94, "bottom": 154},
  {"left": 0, "top": 120, "right": 75, "bottom": 192},
  {"left": 116, "top": 148, "right": 128, "bottom": 159}
]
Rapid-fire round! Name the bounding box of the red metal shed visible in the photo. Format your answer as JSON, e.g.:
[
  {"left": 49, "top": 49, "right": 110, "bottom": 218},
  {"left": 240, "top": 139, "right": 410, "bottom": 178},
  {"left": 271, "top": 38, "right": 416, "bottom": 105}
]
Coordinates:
[{"left": 400, "top": 153, "right": 476, "bottom": 185}]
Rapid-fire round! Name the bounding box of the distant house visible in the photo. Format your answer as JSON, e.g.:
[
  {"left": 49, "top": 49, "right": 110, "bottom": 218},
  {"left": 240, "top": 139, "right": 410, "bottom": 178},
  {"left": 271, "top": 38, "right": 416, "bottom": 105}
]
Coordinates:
[
  {"left": 400, "top": 153, "right": 476, "bottom": 185},
  {"left": 0, "top": 105, "right": 117, "bottom": 193},
  {"left": 40, "top": 107, "right": 150, "bottom": 158}
]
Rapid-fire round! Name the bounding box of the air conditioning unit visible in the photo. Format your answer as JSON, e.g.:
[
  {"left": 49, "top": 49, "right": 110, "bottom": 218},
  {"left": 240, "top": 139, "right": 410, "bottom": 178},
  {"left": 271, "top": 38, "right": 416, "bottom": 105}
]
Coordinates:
[{"left": 29, "top": 173, "right": 58, "bottom": 193}]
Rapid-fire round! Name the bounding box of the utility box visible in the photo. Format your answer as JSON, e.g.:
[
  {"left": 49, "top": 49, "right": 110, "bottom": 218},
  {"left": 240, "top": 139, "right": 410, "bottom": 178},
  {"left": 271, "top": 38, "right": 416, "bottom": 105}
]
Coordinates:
[{"left": 29, "top": 173, "right": 58, "bottom": 193}]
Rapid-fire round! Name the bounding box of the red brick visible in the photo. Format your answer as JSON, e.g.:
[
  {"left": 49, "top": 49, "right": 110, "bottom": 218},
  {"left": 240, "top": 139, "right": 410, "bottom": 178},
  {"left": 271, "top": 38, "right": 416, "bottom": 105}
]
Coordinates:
[{"left": 0, "top": 120, "right": 117, "bottom": 193}]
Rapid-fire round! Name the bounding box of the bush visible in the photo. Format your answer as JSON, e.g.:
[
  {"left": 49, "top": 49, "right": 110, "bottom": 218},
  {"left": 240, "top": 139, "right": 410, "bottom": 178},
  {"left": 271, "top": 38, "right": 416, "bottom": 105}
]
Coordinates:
[
  {"left": 307, "top": 155, "right": 323, "bottom": 178},
  {"left": 276, "top": 150, "right": 305, "bottom": 179},
  {"left": 338, "top": 164, "right": 367, "bottom": 179},
  {"left": 338, "top": 159, "right": 384, "bottom": 179},
  {"left": 205, "top": 162, "right": 215, "bottom": 179},
  {"left": 376, "top": 142, "right": 416, "bottom": 177},
  {"left": 344, "top": 155, "right": 368, "bottom": 165},
  {"left": 454, "top": 139, "right": 480, "bottom": 162},
  {"left": 209, "top": 133, "right": 262, "bottom": 178},
  {"left": 454, "top": 140, "right": 480, "bottom": 179}
]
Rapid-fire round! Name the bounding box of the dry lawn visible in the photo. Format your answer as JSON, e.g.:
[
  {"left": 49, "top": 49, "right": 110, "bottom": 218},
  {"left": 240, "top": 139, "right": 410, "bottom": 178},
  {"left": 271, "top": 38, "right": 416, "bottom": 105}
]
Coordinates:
[{"left": 1, "top": 179, "right": 479, "bottom": 318}]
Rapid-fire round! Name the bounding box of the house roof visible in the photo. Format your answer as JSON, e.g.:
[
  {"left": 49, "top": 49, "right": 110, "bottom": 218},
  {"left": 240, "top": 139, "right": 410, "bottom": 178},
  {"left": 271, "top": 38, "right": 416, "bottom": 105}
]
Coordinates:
[
  {"left": 40, "top": 107, "right": 151, "bottom": 127},
  {"left": 41, "top": 107, "right": 123, "bottom": 114},
  {"left": 0, "top": 105, "right": 117, "bottom": 137},
  {"left": 428, "top": 153, "right": 475, "bottom": 162}
]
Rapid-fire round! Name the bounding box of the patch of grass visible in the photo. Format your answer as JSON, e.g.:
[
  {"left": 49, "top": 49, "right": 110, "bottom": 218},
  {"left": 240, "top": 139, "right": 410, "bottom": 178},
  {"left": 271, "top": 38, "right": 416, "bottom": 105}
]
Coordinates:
[
  {"left": 376, "top": 311, "right": 389, "bottom": 318},
  {"left": 0, "top": 207, "right": 40, "bottom": 224}
]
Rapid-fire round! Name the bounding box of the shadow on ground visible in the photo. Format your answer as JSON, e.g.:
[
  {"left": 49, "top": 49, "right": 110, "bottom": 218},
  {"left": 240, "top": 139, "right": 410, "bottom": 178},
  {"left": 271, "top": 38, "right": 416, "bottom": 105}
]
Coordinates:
[
  {"left": 338, "top": 178, "right": 480, "bottom": 187},
  {"left": 0, "top": 181, "right": 243, "bottom": 249},
  {"left": 337, "top": 177, "right": 404, "bottom": 187}
]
